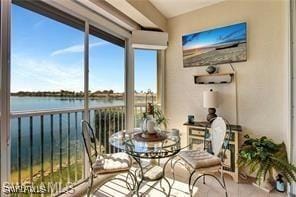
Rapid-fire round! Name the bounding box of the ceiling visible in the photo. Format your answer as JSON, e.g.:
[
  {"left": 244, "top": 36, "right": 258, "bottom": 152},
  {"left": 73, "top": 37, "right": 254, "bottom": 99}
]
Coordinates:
[{"left": 149, "top": 0, "right": 224, "bottom": 18}]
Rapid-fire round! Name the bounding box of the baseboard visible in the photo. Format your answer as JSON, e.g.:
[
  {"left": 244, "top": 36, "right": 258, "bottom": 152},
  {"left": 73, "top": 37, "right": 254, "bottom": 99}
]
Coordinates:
[{"left": 252, "top": 182, "right": 273, "bottom": 193}]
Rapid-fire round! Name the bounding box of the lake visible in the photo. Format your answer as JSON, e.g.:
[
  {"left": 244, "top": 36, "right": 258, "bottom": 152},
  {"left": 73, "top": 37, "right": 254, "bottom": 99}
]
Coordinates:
[{"left": 11, "top": 96, "right": 124, "bottom": 112}]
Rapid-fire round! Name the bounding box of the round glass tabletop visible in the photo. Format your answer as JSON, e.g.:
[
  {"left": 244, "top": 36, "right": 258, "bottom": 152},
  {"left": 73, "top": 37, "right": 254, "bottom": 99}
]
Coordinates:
[{"left": 109, "top": 129, "right": 185, "bottom": 159}]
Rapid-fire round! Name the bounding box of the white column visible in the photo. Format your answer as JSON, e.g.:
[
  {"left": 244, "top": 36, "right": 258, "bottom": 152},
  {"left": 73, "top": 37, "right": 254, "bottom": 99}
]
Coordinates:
[
  {"left": 0, "top": 0, "right": 11, "bottom": 193},
  {"left": 125, "top": 38, "right": 134, "bottom": 132}
]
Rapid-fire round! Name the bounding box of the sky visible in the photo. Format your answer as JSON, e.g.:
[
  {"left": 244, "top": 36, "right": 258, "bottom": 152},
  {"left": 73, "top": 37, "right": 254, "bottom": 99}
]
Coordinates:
[
  {"left": 182, "top": 22, "right": 246, "bottom": 50},
  {"left": 11, "top": 4, "right": 157, "bottom": 93}
]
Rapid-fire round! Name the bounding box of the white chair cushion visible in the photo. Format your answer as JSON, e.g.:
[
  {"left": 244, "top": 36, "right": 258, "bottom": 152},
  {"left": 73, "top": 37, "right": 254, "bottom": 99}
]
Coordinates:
[
  {"left": 92, "top": 152, "right": 131, "bottom": 174},
  {"left": 179, "top": 150, "right": 221, "bottom": 169}
]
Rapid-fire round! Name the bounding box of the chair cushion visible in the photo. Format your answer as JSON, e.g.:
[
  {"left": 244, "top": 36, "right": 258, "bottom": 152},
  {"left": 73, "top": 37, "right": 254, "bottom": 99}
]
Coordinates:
[
  {"left": 92, "top": 152, "right": 131, "bottom": 174},
  {"left": 179, "top": 150, "right": 221, "bottom": 169}
]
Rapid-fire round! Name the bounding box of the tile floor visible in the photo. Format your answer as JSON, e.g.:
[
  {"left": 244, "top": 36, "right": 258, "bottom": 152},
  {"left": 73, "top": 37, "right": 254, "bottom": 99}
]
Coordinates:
[
  {"left": 167, "top": 164, "right": 286, "bottom": 197},
  {"left": 91, "top": 162, "right": 287, "bottom": 197}
]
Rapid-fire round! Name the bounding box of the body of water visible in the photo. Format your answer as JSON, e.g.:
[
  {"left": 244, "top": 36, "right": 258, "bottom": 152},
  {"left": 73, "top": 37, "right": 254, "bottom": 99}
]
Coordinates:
[{"left": 11, "top": 96, "right": 124, "bottom": 112}]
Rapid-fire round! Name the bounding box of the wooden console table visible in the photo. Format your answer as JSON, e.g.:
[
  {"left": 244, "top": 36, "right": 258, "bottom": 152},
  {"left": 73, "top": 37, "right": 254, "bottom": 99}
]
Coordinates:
[{"left": 184, "top": 121, "right": 242, "bottom": 183}]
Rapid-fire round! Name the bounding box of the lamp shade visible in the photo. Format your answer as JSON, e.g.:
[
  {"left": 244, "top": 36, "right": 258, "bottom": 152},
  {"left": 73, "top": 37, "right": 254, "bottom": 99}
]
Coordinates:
[{"left": 203, "top": 89, "right": 218, "bottom": 108}]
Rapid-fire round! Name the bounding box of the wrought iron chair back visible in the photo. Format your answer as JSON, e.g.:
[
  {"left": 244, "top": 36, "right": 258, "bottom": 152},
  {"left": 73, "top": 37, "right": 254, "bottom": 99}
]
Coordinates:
[
  {"left": 204, "top": 117, "right": 232, "bottom": 163},
  {"left": 81, "top": 120, "right": 98, "bottom": 170},
  {"left": 81, "top": 121, "right": 137, "bottom": 196},
  {"left": 170, "top": 117, "right": 231, "bottom": 197}
]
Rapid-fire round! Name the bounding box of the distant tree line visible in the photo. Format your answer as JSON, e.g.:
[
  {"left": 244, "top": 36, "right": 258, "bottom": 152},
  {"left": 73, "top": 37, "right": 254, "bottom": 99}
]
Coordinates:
[
  {"left": 11, "top": 90, "right": 155, "bottom": 99},
  {"left": 11, "top": 90, "right": 122, "bottom": 98}
]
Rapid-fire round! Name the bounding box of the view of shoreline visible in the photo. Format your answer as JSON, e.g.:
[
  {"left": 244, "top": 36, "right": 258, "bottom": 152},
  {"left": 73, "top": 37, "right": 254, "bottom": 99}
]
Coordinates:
[
  {"left": 11, "top": 90, "right": 155, "bottom": 99},
  {"left": 10, "top": 96, "right": 130, "bottom": 186}
]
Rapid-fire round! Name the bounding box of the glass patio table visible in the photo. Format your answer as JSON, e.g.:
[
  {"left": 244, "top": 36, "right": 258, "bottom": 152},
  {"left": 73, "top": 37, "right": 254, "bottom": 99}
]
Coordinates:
[{"left": 109, "top": 129, "right": 186, "bottom": 196}]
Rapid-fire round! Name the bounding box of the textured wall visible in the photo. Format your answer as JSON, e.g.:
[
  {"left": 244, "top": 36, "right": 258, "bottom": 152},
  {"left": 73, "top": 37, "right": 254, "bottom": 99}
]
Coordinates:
[{"left": 165, "top": 0, "right": 290, "bottom": 146}]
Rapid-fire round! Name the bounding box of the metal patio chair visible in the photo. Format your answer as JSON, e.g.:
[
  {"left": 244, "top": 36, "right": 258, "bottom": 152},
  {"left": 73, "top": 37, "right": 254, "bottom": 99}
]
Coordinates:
[
  {"left": 172, "top": 117, "right": 231, "bottom": 197},
  {"left": 81, "top": 120, "right": 136, "bottom": 196}
]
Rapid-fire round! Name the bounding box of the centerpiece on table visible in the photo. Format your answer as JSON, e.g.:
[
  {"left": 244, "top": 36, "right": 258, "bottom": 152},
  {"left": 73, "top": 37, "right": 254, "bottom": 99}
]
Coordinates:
[{"left": 134, "top": 90, "right": 167, "bottom": 142}]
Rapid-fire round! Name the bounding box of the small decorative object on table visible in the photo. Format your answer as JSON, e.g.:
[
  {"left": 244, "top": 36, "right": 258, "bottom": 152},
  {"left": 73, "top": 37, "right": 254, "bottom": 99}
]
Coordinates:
[
  {"left": 138, "top": 118, "right": 166, "bottom": 142},
  {"left": 137, "top": 90, "right": 168, "bottom": 142},
  {"left": 203, "top": 89, "right": 219, "bottom": 122},
  {"left": 188, "top": 115, "right": 195, "bottom": 124}
]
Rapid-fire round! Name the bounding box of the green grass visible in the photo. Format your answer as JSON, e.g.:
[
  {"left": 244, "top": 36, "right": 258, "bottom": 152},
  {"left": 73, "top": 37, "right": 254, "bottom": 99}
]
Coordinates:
[{"left": 10, "top": 161, "right": 84, "bottom": 197}]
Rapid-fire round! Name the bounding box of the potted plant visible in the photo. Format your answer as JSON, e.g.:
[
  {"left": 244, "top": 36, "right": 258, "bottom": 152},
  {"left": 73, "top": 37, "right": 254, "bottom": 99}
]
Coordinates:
[
  {"left": 142, "top": 104, "right": 167, "bottom": 129},
  {"left": 238, "top": 135, "right": 296, "bottom": 192}
]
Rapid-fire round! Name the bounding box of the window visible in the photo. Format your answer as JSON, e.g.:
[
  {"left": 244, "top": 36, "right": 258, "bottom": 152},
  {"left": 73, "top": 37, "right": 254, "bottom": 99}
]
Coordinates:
[
  {"left": 88, "top": 26, "right": 125, "bottom": 153},
  {"left": 11, "top": 3, "right": 85, "bottom": 111},
  {"left": 134, "top": 49, "right": 158, "bottom": 127},
  {"left": 10, "top": 3, "right": 85, "bottom": 186}
]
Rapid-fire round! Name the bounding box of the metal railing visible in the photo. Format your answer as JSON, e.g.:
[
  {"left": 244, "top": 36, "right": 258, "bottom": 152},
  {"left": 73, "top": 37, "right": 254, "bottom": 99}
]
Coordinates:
[{"left": 10, "top": 104, "right": 146, "bottom": 192}]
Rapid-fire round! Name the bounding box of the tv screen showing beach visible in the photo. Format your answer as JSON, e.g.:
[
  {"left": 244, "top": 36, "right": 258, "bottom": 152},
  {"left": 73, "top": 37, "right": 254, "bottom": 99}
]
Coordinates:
[{"left": 182, "top": 22, "right": 247, "bottom": 67}]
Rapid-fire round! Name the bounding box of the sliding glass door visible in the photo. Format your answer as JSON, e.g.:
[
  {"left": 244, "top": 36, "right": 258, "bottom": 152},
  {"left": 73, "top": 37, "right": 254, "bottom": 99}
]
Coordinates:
[
  {"left": 0, "top": 1, "right": 145, "bottom": 195},
  {"left": 7, "top": 0, "right": 127, "bottom": 193}
]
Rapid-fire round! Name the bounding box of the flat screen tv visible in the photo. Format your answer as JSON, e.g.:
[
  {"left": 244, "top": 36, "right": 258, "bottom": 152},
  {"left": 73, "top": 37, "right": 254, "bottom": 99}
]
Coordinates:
[{"left": 182, "top": 22, "right": 247, "bottom": 67}]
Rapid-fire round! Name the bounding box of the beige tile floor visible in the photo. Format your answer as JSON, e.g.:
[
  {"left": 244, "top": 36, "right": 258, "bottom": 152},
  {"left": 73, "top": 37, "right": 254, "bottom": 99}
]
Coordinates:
[
  {"left": 165, "top": 164, "right": 287, "bottom": 197},
  {"left": 89, "top": 163, "right": 287, "bottom": 197}
]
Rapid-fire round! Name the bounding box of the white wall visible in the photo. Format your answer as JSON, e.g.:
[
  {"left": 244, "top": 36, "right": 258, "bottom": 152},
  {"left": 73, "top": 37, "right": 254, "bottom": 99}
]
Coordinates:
[{"left": 165, "top": 0, "right": 290, "bottom": 146}]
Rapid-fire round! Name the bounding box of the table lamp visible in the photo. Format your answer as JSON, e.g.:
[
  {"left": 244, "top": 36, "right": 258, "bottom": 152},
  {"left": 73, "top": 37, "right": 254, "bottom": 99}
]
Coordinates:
[{"left": 203, "top": 89, "right": 219, "bottom": 122}]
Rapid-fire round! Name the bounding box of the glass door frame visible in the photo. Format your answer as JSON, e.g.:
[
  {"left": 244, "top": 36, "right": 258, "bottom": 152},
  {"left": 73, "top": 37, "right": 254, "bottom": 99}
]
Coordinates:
[{"left": 0, "top": 0, "right": 167, "bottom": 190}]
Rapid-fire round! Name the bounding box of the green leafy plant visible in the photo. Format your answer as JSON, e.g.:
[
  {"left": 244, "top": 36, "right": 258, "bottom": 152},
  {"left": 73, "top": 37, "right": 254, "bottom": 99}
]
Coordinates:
[
  {"left": 238, "top": 135, "right": 296, "bottom": 184},
  {"left": 143, "top": 104, "right": 167, "bottom": 129},
  {"left": 153, "top": 105, "right": 167, "bottom": 128}
]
